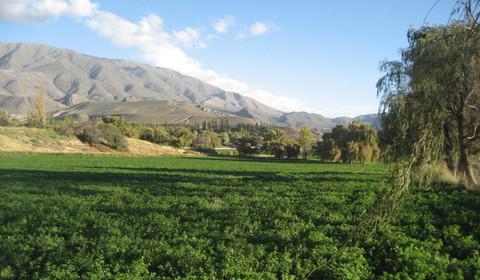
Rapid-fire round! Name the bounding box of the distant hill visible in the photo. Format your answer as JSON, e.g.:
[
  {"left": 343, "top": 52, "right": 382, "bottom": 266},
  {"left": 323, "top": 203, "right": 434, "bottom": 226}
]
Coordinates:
[
  {"left": 331, "top": 114, "right": 381, "bottom": 130},
  {"left": 273, "top": 112, "right": 380, "bottom": 132},
  {"left": 53, "top": 100, "right": 259, "bottom": 125},
  {"left": 275, "top": 111, "right": 334, "bottom": 131},
  {"left": 0, "top": 42, "right": 378, "bottom": 131}
]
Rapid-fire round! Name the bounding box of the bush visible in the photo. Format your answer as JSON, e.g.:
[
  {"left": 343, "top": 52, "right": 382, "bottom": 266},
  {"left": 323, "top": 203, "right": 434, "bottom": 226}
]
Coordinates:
[
  {"left": 75, "top": 121, "right": 98, "bottom": 146},
  {"left": 0, "top": 109, "right": 10, "bottom": 126},
  {"left": 284, "top": 139, "right": 301, "bottom": 159},
  {"left": 234, "top": 136, "right": 259, "bottom": 156},
  {"left": 75, "top": 120, "right": 129, "bottom": 152},
  {"left": 193, "top": 145, "right": 218, "bottom": 155},
  {"left": 100, "top": 123, "right": 129, "bottom": 152}
]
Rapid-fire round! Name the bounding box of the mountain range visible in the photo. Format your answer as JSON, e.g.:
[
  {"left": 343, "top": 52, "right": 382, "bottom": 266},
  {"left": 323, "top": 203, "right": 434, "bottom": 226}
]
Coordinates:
[{"left": 0, "top": 42, "right": 379, "bottom": 131}]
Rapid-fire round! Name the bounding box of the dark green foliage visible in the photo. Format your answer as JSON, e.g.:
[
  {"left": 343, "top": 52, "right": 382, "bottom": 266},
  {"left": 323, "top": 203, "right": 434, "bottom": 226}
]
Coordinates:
[
  {"left": 99, "top": 123, "right": 129, "bottom": 152},
  {"left": 314, "top": 121, "right": 380, "bottom": 164},
  {"left": 75, "top": 120, "right": 99, "bottom": 146},
  {"left": 101, "top": 116, "right": 141, "bottom": 138},
  {"left": 0, "top": 155, "right": 478, "bottom": 279},
  {"left": 263, "top": 129, "right": 288, "bottom": 159},
  {"left": 192, "top": 131, "right": 221, "bottom": 149},
  {"left": 53, "top": 115, "right": 76, "bottom": 135},
  {"left": 363, "top": 185, "right": 480, "bottom": 279},
  {"left": 234, "top": 136, "right": 259, "bottom": 156},
  {"left": 75, "top": 120, "right": 129, "bottom": 151},
  {"left": 193, "top": 145, "right": 218, "bottom": 155},
  {"left": 284, "top": 139, "right": 301, "bottom": 159},
  {"left": 262, "top": 129, "right": 302, "bottom": 159},
  {"left": 139, "top": 126, "right": 156, "bottom": 142},
  {"left": 169, "top": 127, "right": 194, "bottom": 148},
  {"left": 0, "top": 109, "right": 10, "bottom": 126}
]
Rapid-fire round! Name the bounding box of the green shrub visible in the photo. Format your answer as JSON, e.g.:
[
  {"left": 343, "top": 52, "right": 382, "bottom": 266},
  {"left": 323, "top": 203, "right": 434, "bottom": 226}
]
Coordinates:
[{"left": 193, "top": 145, "right": 218, "bottom": 155}]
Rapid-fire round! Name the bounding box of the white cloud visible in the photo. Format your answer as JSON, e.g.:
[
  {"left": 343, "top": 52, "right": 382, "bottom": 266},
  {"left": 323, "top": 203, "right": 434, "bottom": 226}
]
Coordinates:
[
  {"left": 196, "top": 42, "right": 207, "bottom": 49},
  {"left": 237, "top": 21, "right": 277, "bottom": 39},
  {"left": 250, "top": 21, "right": 269, "bottom": 36},
  {"left": 205, "top": 34, "right": 218, "bottom": 41},
  {"left": 213, "top": 15, "right": 235, "bottom": 34},
  {"left": 86, "top": 11, "right": 205, "bottom": 77},
  {"left": 199, "top": 74, "right": 308, "bottom": 112},
  {"left": 85, "top": 10, "right": 300, "bottom": 112},
  {"left": 241, "top": 88, "right": 309, "bottom": 113},
  {"left": 173, "top": 27, "right": 204, "bottom": 48},
  {"left": 66, "top": 0, "right": 98, "bottom": 17},
  {"left": 0, "top": 0, "right": 98, "bottom": 24}
]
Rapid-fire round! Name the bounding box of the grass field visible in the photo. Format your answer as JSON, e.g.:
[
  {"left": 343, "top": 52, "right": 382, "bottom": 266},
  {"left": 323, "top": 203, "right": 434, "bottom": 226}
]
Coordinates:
[{"left": 0, "top": 154, "right": 478, "bottom": 279}]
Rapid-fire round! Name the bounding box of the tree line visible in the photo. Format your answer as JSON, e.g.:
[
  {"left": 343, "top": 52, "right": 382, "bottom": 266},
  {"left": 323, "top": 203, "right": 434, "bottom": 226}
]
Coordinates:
[{"left": 0, "top": 107, "right": 383, "bottom": 162}]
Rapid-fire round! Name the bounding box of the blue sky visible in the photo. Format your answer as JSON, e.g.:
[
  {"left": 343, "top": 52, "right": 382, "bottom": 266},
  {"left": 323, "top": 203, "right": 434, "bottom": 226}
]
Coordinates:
[{"left": 0, "top": 0, "right": 455, "bottom": 117}]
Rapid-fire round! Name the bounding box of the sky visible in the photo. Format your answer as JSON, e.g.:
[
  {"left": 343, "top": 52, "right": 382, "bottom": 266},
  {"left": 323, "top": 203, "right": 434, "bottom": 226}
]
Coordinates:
[{"left": 0, "top": 0, "right": 456, "bottom": 117}]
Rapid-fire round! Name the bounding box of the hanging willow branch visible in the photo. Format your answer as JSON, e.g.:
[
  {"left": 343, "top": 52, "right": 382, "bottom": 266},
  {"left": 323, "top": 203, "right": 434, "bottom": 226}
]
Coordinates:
[{"left": 303, "top": 129, "right": 430, "bottom": 279}]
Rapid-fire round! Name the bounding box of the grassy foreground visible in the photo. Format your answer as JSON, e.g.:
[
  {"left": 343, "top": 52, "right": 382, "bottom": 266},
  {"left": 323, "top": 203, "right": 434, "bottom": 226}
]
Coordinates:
[{"left": 0, "top": 154, "right": 478, "bottom": 279}]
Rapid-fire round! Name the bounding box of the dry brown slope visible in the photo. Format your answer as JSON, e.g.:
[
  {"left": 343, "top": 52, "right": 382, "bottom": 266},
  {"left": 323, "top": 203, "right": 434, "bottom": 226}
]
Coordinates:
[{"left": 0, "top": 127, "right": 195, "bottom": 156}]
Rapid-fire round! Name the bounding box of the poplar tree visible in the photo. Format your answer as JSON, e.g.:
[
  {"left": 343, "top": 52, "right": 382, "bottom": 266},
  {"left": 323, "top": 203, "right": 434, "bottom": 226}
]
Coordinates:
[
  {"left": 34, "top": 85, "right": 46, "bottom": 127},
  {"left": 299, "top": 124, "right": 313, "bottom": 159}
]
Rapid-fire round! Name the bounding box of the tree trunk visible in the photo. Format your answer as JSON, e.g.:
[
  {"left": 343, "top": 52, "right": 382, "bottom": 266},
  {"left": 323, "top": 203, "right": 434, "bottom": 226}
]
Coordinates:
[
  {"left": 457, "top": 141, "right": 478, "bottom": 187},
  {"left": 457, "top": 113, "right": 478, "bottom": 188},
  {"left": 443, "top": 122, "right": 457, "bottom": 174}
]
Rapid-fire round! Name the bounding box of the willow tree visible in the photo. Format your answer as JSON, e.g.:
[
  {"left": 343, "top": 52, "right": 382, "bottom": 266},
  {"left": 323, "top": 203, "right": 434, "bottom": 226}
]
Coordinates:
[
  {"left": 306, "top": 1, "right": 480, "bottom": 277},
  {"left": 314, "top": 121, "right": 379, "bottom": 164},
  {"left": 377, "top": 21, "right": 479, "bottom": 188}
]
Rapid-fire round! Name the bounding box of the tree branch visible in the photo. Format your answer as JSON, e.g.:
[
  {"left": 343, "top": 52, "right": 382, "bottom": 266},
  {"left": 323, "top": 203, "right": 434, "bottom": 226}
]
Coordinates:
[
  {"left": 466, "top": 125, "right": 480, "bottom": 141},
  {"left": 467, "top": 134, "right": 480, "bottom": 141},
  {"left": 466, "top": 104, "right": 479, "bottom": 110}
]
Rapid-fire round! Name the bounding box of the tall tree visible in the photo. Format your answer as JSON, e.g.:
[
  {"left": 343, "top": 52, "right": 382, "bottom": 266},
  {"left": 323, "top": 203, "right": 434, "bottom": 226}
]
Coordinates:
[
  {"left": 377, "top": 22, "right": 480, "bottom": 188},
  {"left": 34, "top": 85, "right": 46, "bottom": 127},
  {"left": 263, "top": 129, "right": 287, "bottom": 159},
  {"left": 299, "top": 124, "right": 313, "bottom": 159}
]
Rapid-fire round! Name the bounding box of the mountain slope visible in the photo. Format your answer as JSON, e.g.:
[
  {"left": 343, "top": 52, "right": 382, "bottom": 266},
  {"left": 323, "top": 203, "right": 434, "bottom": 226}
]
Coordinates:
[
  {"left": 275, "top": 111, "right": 335, "bottom": 131},
  {"left": 200, "top": 91, "right": 283, "bottom": 121},
  {"left": 0, "top": 42, "right": 282, "bottom": 119},
  {"left": 52, "top": 100, "right": 258, "bottom": 125}
]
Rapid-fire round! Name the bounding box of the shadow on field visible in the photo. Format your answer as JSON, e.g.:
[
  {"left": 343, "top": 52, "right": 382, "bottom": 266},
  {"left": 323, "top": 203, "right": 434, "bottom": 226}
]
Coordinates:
[
  {"left": 0, "top": 165, "right": 382, "bottom": 198},
  {"left": 200, "top": 155, "right": 340, "bottom": 164},
  {"left": 90, "top": 166, "right": 381, "bottom": 182}
]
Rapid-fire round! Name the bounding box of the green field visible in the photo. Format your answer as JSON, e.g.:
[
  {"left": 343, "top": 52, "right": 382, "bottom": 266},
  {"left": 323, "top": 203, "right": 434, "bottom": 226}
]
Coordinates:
[{"left": 0, "top": 155, "right": 478, "bottom": 279}]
